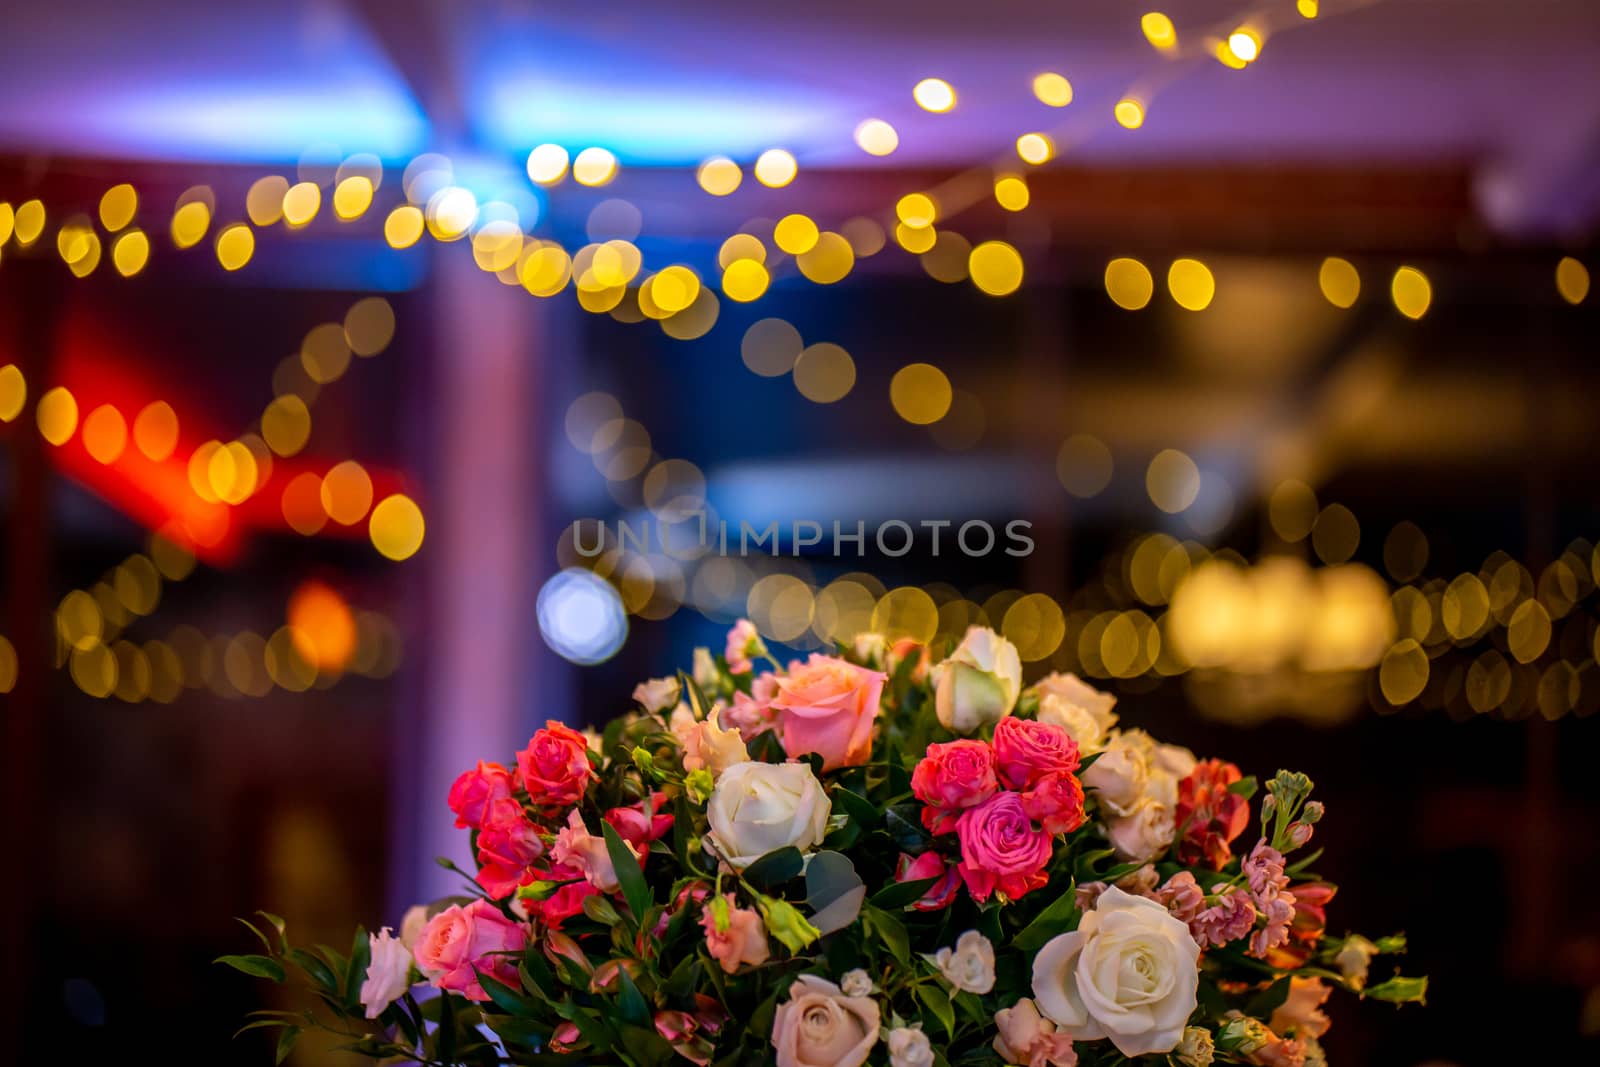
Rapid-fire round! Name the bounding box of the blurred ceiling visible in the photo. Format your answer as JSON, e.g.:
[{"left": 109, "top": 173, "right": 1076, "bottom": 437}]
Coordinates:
[{"left": 1, "top": 0, "right": 1597, "bottom": 236}]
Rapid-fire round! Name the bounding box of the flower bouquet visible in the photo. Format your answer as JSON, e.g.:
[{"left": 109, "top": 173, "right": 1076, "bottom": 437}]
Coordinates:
[{"left": 223, "top": 623, "right": 1424, "bottom": 1067}]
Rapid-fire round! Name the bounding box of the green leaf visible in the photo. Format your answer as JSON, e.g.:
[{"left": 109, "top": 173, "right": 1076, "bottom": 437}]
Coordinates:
[
  {"left": 215, "top": 954, "right": 285, "bottom": 982},
  {"left": 1246, "top": 976, "right": 1292, "bottom": 1018},
  {"left": 345, "top": 926, "right": 370, "bottom": 1012},
  {"left": 256, "top": 911, "right": 288, "bottom": 949},
  {"left": 275, "top": 1026, "right": 300, "bottom": 1065},
  {"left": 1013, "top": 888, "right": 1080, "bottom": 952},
  {"left": 864, "top": 904, "right": 910, "bottom": 965},
  {"left": 916, "top": 984, "right": 955, "bottom": 1040},
  {"left": 477, "top": 968, "right": 537, "bottom": 1016},
  {"left": 1285, "top": 848, "right": 1325, "bottom": 879},
  {"left": 287, "top": 947, "right": 339, "bottom": 993},
  {"left": 235, "top": 917, "right": 273, "bottom": 953},
  {"left": 831, "top": 787, "right": 879, "bottom": 828},
  {"left": 603, "top": 820, "right": 652, "bottom": 926},
  {"left": 868, "top": 877, "right": 939, "bottom": 910},
  {"left": 741, "top": 846, "right": 804, "bottom": 890},
  {"left": 1227, "top": 775, "right": 1259, "bottom": 800},
  {"left": 681, "top": 670, "right": 713, "bottom": 721},
  {"left": 615, "top": 967, "right": 653, "bottom": 1028},
  {"left": 1364, "top": 975, "right": 1428, "bottom": 1005},
  {"left": 885, "top": 807, "right": 933, "bottom": 853},
  {"left": 436, "top": 988, "right": 458, "bottom": 1063}
]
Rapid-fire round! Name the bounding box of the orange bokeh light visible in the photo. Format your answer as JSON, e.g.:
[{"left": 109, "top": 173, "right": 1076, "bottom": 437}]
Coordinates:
[{"left": 286, "top": 579, "right": 356, "bottom": 673}]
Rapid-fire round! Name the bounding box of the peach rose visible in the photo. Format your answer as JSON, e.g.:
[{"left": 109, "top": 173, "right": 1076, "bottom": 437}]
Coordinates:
[
  {"left": 911, "top": 739, "right": 999, "bottom": 833},
  {"left": 993, "top": 716, "right": 1081, "bottom": 790},
  {"left": 700, "top": 894, "right": 770, "bottom": 974},
  {"left": 681, "top": 704, "right": 751, "bottom": 777},
  {"left": 552, "top": 809, "right": 641, "bottom": 893},
  {"left": 771, "top": 975, "right": 880, "bottom": 1067},
  {"left": 413, "top": 900, "right": 527, "bottom": 1002},
  {"left": 516, "top": 721, "right": 594, "bottom": 808},
  {"left": 771, "top": 654, "right": 885, "bottom": 771}
]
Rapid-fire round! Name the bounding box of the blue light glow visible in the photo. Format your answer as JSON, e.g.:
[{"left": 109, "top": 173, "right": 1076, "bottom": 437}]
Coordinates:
[{"left": 537, "top": 568, "right": 628, "bottom": 666}]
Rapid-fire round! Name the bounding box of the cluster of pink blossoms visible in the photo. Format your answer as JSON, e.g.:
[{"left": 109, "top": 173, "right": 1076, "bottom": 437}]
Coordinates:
[{"left": 910, "top": 716, "right": 1087, "bottom": 902}]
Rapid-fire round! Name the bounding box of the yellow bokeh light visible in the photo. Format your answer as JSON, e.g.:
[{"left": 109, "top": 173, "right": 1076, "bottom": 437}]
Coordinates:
[
  {"left": 798, "top": 232, "right": 854, "bottom": 285},
  {"left": 573, "top": 147, "right": 619, "bottom": 187},
  {"left": 1269, "top": 479, "right": 1318, "bottom": 542},
  {"left": 793, "top": 342, "right": 856, "bottom": 403},
  {"left": 1141, "top": 13, "right": 1177, "bottom": 50},
  {"left": 1379, "top": 639, "right": 1429, "bottom": 705},
  {"left": 969, "top": 240, "right": 1024, "bottom": 296},
  {"left": 1319, "top": 256, "right": 1360, "bottom": 308},
  {"left": 0, "top": 365, "right": 25, "bottom": 423},
  {"left": 1167, "top": 258, "right": 1215, "bottom": 310},
  {"left": 1105, "top": 257, "right": 1154, "bottom": 309},
  {"left": 660, "top": 288, "right": 720, "bottom": 341},
  {"left": 1391, "top": 266, "right": 1432, "bottom": 319},
  {"left": 753, "top": 148, "right": 798, "bottom": 188},
  {"left": 718, "top": 233, "right": 766, "bottom": 269},
  {"left": 14, "top": 200, "right": 46, "bottom": 245},
  {"left": 872, "top": 586, "right": 940, "bottom": 643},
  {"left": 332, "top": 176, "right": 374, "bottom": 220},
  {"left": 301, "top": 322, "right": 353, "bottom": 384},
  {"left": 1508, "top": 600, "right": 1552, "bottom": 664},
  {"left": 520, "top": 244, "right": 572, "bottom": 297},
  {"left": 215, "top": 224, "right": 255, "bottom": 271},
  {"left": 1016, "top": 133, "right": 1054, "bottom": 165},
  {"left": 282, "top": 471, "right": 329, "bottom": 535},
  {"left": 209, "top": 440, "right": 260, "bottom": 504},
  {"left": 1227, "top": 29, "right": 1262, "bottom": 63},
  {"left": 1312, "top": 503, "right": 1361, "bottom": 564},
  {"left": 1146, "top": 449, "right": 1201, "bottom": 513},
  {"left": 651, "top": 265, "right": 701, "bottom": 313},
  {"left": 774, "top": 213, "right": 820, "bottom": 254},
  {"left": 384, "top": 204, "right": 425, "bottom": 248},
  {"left": 889, "top": 363, "right": 953, "bottom": 424},
  {"left": 841, "top": 217, "right": 886, "bottom": 257},
  {"left": 527, "top": 143, "right": 570, "bottom": 185},
  {"left": 282, "top": 181, "right": 321, "bottom": 227},
  {"left": 1298, "top": 0, "right": 1319, "bottom": 17},
  {"left": 345, "top": 296, "right": 396, "bottom": 356},
  {"left": 1004, "top": 593, "right": 1067, "bottom": 661},
  {"left": 37, "top": 386, "right": 79, "bottom": 446},
  {"left": 133, "top": 401, "right": 178, "bottom": 461},
  {"left": 854, "top": 119, "right": 899, "bottom": 156},
  {"left": 896, "top": 193, "right": 937, "bottom": 230},
  {"left": 111, "top": 230, "right": 150, "bottom": 276},
  {"left": 0, "top": 202, "right": 11, "bottom": 245},
  {"left": 321, "top": 461, "right": 374, "bottom": 525},
  {"left": 994, "top": 175, "right": 1030, "bottom": 211},
  {"left": 897, "top": 223, "right": 937, "bottom": 255},
  {"left": 741, "top": 318, "right": 803, "bottom": 377},
  {"left": 246, "top": 176, "right": 289, "bottom": 226},
  {"left": 921, "top": 231, "right": 972, "bottom": 284},
  {"left": 913, "top": 78, "right": 956, "bottom": 113},
  {"left": 1555, "top": 256, "right": 1589, "bottom": 305},
  {"left": 696, "top": 156, "right": 742, "bottom": 196},
  {"left": 722, "top": 258, "right": 771, "bottom": 303},
  {"left": 99, "top": 183, "right": 137, "bottom": 231},
  {"left": 1114, "top": 99, "right": 1146, "bottom": 129},
  {"left": 188, "top": 440, "right": 222, "bottom": 502},
  {"left": 1032, "top": 72, "right": 1073, "bottom": 107},
  {"left": 369, "top": 494, "right": 426, "bottom": 561},
  {"left": 427, "top": 187, "right": 478, "bottom": 241},
  {"left": 82, "top": 404, "right": 128, "bottom": 464},
  {"left": 71, "top": 642, "right": 118, "bottom": 698},
  {"left": 262, "top": 394, "right": 312, "bottom": 456}
]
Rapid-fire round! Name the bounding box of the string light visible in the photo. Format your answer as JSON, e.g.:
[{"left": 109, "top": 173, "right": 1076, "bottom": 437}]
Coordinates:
[
  {"left": 753, "top": 148, "right": 798, "bottom": 188},
  {"left": 853, "top": 119, "right": 899, "bottom": 156},
  {"left": 1031, "top": 73, "right": 1073, "bottom": 107},
  {"left": 1114, "top": 98, "right": 1146, "bottom": 129},
  {"left": 526, "top": 144, "right": 570, "bottom": 185},
  {"left": 1141, "top": 13, "right": 1178, "bottom": 51},
  {"left": 913, "top": 78, "right": 956, "bottom": 113}
]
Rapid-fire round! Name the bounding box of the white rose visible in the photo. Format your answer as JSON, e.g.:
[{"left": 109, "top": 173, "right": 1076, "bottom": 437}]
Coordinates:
[
  {"left": 705, "top": 761, "right": 831, "bottom": 869},
  {"left": 934, "top": 930, "right": 996, "bottom": 994},
  {"left": 1081, "top": 731, "right": 1150, "bottom": 816},
  {"left": 1037, "top": 692, "right": 1111, "bottom": 754},
  {"left": 1031, "top": 672, "right": 1118, "bottom": 731},
  {"left": 1032, "top": 887, "right": 1201, "bottom": 1057},
  {"left": 851, "top": 632, "right": 888, "bottom": 667},
  {"left": 693, "top": 647, "right": 719, "bottom": 690},
  {"left": 1153, "top": 741, "right": 1197, "bottom": 780},
  {"left": 934, "top": 626, "right": 1022, "bottom": 733},
  {"left": 1106, "top": 797, "right": 1176, "bottom": 863},
  {"left": 1175, "top": 1026, "right": 1216, "bottom": 1067},
  {"left": 635, "top": 675, "right": 682, "bottom": 713},
  {"left": 887, "top": 1026, "right": 934, "bottom": 1067},
  {"left": 682, "top": 704, "right": 750, "bottom": 778},
  {"left": 358, "top": 927, "right": 413, "bottom": 1019},
  {"left": 839, "top": 968, "right": 874, "bottom": 997}
]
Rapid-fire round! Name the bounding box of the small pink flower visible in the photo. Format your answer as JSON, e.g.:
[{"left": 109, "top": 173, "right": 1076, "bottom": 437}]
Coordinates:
[
  {"left": 474, "top": 797, "right": 546, "bottom": 899},
  {"left": 725, "top": 619, "right": 764, "bottom": 675},
  {"left": 992, "top": 998, "right": 1078, "bottom": 1067},
  {"left": 894, "top": 852, "right": 962, "bottom": 912},
  {"left": 1020, "top": 770, "right": 1087, "bottom": 835},
  {"left": 955, "top": 792, "right": 1053, "bottom": 903},
  {"left": 992, "top": 716, "right": 1080, "bottom": 790},
  {"left": 516, "top": 721, "right": 595, "bottom": 808},
  {"left": 1190, "top": 884, "right": 1257, "bottom": 948},
  {"left": 1074, "top": 881, "right": 1106, "bottom": 912},
  {"left": 723, "top": 673, "right": 780, "bottom": 740},
  {"left": 1156, "top": 871, "right": 1205, "bottom": 924},
  {"left": 1250, "top": 888, "right": 1297, "bottom": 959},
  {"left": 1250, "top": 1035, "right": 1307, "bottom": 1067},
  {"left": 552, "top": 809, "right": 642, "bottom": 893},
  {"left": 412, "top": 900, "right": 527, "bottom": 1002},
  {"left": 1244, "top": 840, "right": 1288, "bottom": 900},
  {"left": 604, "top": 792, "right": 675, "bottom": 847},
  {"left": 770, "top": 654, "right": 886, "bottom": 771},
  {"left": 911, "top": 739, "right": 1000, "bottom": 833},
  {"left": 549, "top": 1022, "right": 582, "bottom": 1053},
  {"left": 447, "top": 761, "right": 514, "bottom": 830},
  {"left": 700, "top": 894, "right": 770, "bottom": 974}
]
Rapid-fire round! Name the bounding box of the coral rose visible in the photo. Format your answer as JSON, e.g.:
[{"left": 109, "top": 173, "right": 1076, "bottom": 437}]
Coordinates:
[
  {"left": 474, "top": 797, "right": 546, "bottom": 898},
  {"left": 516, "top": 721, "right": 594, "bottom": 808},
  {"left": 993, "top": 716, "right": 1081, "bottom": 790},
  {"left": 413, "top": 900, "right": 527, "bottom": 1002},
  {"left": 911, "top": 739, "right": 1000, "bottom": 833},
  {"left": 771, "top": 654, "right": 885, "bottom": 771},
  {"left": 700, "top": 894, "right": 770, "bottom": 974},
  {"left": 447, "top": 761, "right": 514, "bottom": 830},
  {"left": 1021, "top": 770, "right": 1087, "bottom": 836}
]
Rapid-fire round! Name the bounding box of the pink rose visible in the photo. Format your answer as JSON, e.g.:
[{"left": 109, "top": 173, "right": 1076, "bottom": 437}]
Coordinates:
[
  {"left": 447, "top": 761, "right": 515, "bottom": 829},
  {"left": 911, "top": 739, "right": 1000, "bottom": 833},
  {"left": 604, "top": 792, "right": 675, "bottom": 847},
  {"left": 725, "top": 619, "right": 765, "bottom": 675},
  {"left": 1020, "top": 770, "right": 1087, "bottom": 835},
  {"left": 522, "top": 861, "right": 597, "bottom": 929},
  {"left": 956, "top": 792, "right": 1054, "bottom": 903},
  {"left": 771, "top": 655, "right": 885, "bottom": 772},
  {"left": 516, "top": 721, "right": 595, "bottom": 808},
  {"left": 993, "top": 716, "right": 1080, "bottom": 791},
  {"left": 700, "top": 894, "right": 771, "bottom": 974},
  {"left": 771, "top": 975, "right": 880, "bottom": 1067},
  {"left": 552, "top": 809, "right": 641, "bottom": 893},
  {"left": 993, "top": 997, "right": 1078, "bottom": 1067},
  {"left": 413, "top": 899, "right": 528, "bottom": 1002},
  {"left": 474, "top": 797, "right": 546, "bottom": 899},
  {"left": 894, "top": 852, "right": 962, "bottom": 912}
]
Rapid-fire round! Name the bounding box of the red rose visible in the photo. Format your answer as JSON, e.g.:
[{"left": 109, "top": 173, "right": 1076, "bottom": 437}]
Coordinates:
[
  {"left": 517, "top": 721, "right": 594, "bottom": 808},
  {"left": 447, "top": 760, "right": 514, "bottom": 829},
  {"left": 1020, "top": 770, "right": 1087, "bottom": 835},
  {"left": 912, "top": 739, "right": 1000, "bottom": 834},
  {"left": 992, "top": 716, "right": 1080, "bottom": 791},
  {"left": 1174, "top": 759, "right": 1250, "bottom": 869},
  {"left": 474, "top": 797, "right": 546, "bottom": 899}
]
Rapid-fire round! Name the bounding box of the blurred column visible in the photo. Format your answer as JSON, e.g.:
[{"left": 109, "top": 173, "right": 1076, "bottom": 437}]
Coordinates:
[{"left": 393, "top": 249, "right": 551, "bottom": 906}]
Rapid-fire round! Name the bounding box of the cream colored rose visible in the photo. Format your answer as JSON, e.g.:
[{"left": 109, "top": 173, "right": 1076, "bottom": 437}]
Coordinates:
[
  {"left": 693, "top": 647, "right": 719, "bottom": 690},
  {"left": 1031, "top": 672, "right": 1117, "bottom": 730},
  {"left": 839, "top": 969, "right": 874, "bottom": 997},
  {"left": 705, "top": 761, "right": 831, "bottom": 869},
  {"left": 634, "top": 675, "right": 682, "bottom": 712},
  {"left": 681, "top": 705, "right": 750, "bottom": 778},
  {"left": 771, "top": 975, "right": 879, "bottom": 1067},
  {"left": 1175, "top": 1026, "right": 1215, "bottom": 1067},
  {"left": 1081, "top": 731, "right": 1150, "bottom": 816},
  {"left": 934, "top": 930, "right": 996, "bottom": 994},
  {"left": 1037, "top": 692, "right": 1111, "bottom": 754},
  {"left": 398, "top": 904, "right": 430, "bottom": 950},
  {"left": 934, "top": 626, "right": 1022, "bottom": 733},
  {"left": 887, "top": 1026, "right": 933, "bottom": 1067},
  {"left": 1032, "top": 887, "right": 1201, "bottom": 1057},
  {"left": 1106, "top": 797, "right": 1176, "bottom": 863}
]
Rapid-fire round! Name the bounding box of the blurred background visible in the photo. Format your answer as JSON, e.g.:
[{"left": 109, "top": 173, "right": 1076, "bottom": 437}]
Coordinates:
[{"left": 1, "top": 0, "right": 1598, "bottom": 1062}]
